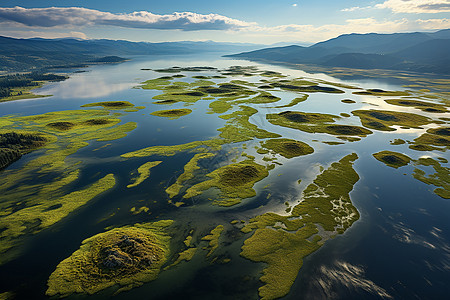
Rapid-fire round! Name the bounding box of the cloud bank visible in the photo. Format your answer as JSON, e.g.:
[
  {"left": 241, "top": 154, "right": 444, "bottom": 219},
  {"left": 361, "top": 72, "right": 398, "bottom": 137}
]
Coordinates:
[
  {"left": 0, "top": 6, "right": 253, "bottom": 31},
  {"left": 376, "top": 0, "right": 450, "bottom": 13},
  {"left": 343, "top": 0, "right": 450, "bottom": 14}
]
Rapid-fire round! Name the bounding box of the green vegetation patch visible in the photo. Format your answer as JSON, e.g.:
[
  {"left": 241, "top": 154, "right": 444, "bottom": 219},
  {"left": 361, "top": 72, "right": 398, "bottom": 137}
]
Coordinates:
[
  {"left": 201, "top": 225, "right": 224, "bottom": 257},
  {"left": 413, "top": 158, "right": 449, "bottom": 199},
  {"left": 0, "top": 73, "right": 66, "bottom": 103},
  {"left": 410, "top": 127, "right": 450, "bottom": 151},
  {"left": 239, "top": 91, "right": 281, "bottom": 104},
  {"left": 259, "top": 138, "right": 314, "bottom": 159},
  {"left": 269, "top": 80, "right": 344, "bottom": 94},
  {"left": 352, "top": 109, "right": 434, "bottom": 131},
  {"left": 219, "top": 106, "right": 281, "bottom": 143},
  {"left": 385, "top": 99, "right": 447, "bottom": 113},
  {"left": 184, "top": 160, "right": 269, "bottom": 206},
  {"left": 341, "top": 99, "right": 356, "bottom": 104},
  {"left": 127, "top": 161, "right": 162, "bottom": 188},
  {"left": 267, "top": 111, "right": 372, "bottom": 136},
  {"left": 390, "top": 139, "right": 406, "bottom": 145},
  {"left": 353, "top": 89, "right": 410, "bottom": 96},
  {"left": 166, "top": 153, "right": 215, "bottom": 198},
  {"left": 0, "top": 108, "right": 136, "bottom": 264},
  {"left": 150, "top": 109, "right": 192, "bottom": 120},
  {"left": 0, "top": 174, "right": 116, "bottom": 265},
  {"left": 241, "top": 154, "right": 360, "bottom": 300},
  {"left": 271, "top": 95, "right": 308, "bottom": 109},
  {"left": 373, "top": 151, "right": 411, "bottom": 168},
  {"left": 46, "top": 220, "right": 173, "bottom": 297},
  {"left": 0, "top": 131, "right": 49, "bottom": 170},
  {"left": 165, "top": 248, "right": 197, "bottom": 269},
  {"left": 154, "top": 66, "right": 217, "bottom": 73},
  {"left": 153, "top": 100, "right": 178, "bottom": 105},
  {"left": 208, "top": 100, "right": 233, "bottom": 114},
  {"left": 121, "top": 140, "right": 222, "bottom": 158},
  {"left": 81, "top": 101, "right": 135, "bottom": 110}
]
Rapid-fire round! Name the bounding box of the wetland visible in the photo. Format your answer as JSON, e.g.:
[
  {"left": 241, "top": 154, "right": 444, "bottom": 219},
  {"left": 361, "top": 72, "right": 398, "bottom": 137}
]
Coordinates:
[{"left": 0, "top": 54, "right": 449, "bottom": 300}]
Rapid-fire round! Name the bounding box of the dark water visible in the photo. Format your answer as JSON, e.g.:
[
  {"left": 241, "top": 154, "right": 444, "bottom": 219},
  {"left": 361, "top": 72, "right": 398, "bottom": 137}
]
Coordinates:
[{"left": 0, "top": 54, "right": 449, "bottom": 300}]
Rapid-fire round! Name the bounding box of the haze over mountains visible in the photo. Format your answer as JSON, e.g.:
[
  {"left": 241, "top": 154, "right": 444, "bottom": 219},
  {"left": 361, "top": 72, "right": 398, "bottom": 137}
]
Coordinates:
[
  {"left": 0, "top": 36, "right": 263, "bottom": 72},
  {"left": 1, "top": 29, "right": 449, "bottom": 74},
  {"left": 226, "top": 29, "right": 450, "bottom": 75}
]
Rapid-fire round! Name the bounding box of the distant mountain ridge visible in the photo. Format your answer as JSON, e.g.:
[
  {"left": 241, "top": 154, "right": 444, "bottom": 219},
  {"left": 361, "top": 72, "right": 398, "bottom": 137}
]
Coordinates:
[
  {"left": 226, "top": 29, "right": 450, "bottom": 74},
  {"left": 0, "top": 36, "right": 264, "bottom": 72}
]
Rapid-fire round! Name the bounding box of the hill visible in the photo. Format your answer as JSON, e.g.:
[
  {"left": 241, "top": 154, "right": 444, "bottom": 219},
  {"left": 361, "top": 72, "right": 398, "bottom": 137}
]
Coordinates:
[
  {"left": 0, "top": 37, "right": 264, "bottom": 72},
  {"left": 226, "top": 29, "right": 450, "bottom": 74}
]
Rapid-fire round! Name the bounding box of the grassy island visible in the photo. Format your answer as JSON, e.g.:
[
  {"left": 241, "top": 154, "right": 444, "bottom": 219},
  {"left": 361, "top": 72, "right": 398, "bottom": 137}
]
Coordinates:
[
  {"left": 184, "top": 159, "right": 269, "bottom": 206},
  {"left": 373, "top": 151, "right": 411, "bottom": 168},
  {"left": 385, "top": 99, "right": 447, "bottom": 113},
  {"left": 201, "top": 225, "right": 224, "bottom": 257},
  {"left": 258, "top": 138, "right": 314, "bottom": 159},
  {"left": 150, "top": 109, "right": 192, "bottom": 120},
  {"left": 267, "top": 111, "right": 372, "bottom": 136},
  {"left": 352, "top": 109, "right": 434, "bottom": 131},
  {"left": 81, "top": 101, "right": 135, "bottom": 110},
  {"left": 413, "top": 158, "right": 449, "bottom": 199},
  {"left": 0, "top": 106, "right": 137, "bottom": 264},
  {"left": 410, "top": 127, "right": 450, "bottom": 151},
  {"left": 353, "top": 88, "right": 410, "bottom": 96},
  {"left": 46, "top": 220, "right": 173, "bottom": 297},
  {"left": 127, "top": 161, "right": 162, "bottom": 188},
  {"left": 241, "top": 153, "right": 360, "bottom": 300}
]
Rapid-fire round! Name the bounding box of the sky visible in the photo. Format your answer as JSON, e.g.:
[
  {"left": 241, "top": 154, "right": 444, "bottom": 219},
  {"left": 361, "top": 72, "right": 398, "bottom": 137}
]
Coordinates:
[{"left": 0, "top": 0, "right": 449, "bottom": 44}]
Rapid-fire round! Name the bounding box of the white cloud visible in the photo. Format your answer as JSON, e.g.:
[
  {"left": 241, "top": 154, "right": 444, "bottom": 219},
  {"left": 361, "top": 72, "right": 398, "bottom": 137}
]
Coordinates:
[
  {"left": 239, "top": 18, "right": 412, "bottom": 42},
  {"left": 416, "top": 17, "right": 450, "bottom": 28},
  {"left": 341, "top": 6, "right": 369, "bottom": 12},
  {"left": 0, "top": 6, "right": 253, "bottom": 31},
  {"left": 375, "top": 0, "right": 450, "bottom": 14},
  {"left": 234, "top": 17, "right": 449, "bottom": 43},
  {"left": 292, "top": 4, "right": 298, "bottom": 7},
  {"left": 0, "top": 30, "right": 87, "bottom": 39}
]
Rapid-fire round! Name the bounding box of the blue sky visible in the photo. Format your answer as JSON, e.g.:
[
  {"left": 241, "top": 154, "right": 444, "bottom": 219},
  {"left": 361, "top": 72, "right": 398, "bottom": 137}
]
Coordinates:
[{"left": 0, "top": 0, "right": 449, "bottom": 44}]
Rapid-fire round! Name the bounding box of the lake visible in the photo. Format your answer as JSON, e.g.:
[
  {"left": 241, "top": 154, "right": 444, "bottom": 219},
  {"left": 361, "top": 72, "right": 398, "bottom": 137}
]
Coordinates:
[{"left": 0, "top": 53, "right": 449, "bottom": 300}]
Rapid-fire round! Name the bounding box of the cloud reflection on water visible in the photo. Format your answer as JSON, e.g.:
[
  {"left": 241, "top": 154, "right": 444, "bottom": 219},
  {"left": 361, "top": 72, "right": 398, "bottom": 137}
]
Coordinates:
[
  {"left": 309, "top": 260, "right": 392, "bottom": 299},
  {"left": 36, "top": 74, "right": 135, "bottom": 99}
]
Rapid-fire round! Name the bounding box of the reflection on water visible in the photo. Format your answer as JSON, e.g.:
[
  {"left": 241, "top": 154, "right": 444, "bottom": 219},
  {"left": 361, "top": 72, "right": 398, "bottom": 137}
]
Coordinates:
[{"left": 37, "top": 74, "right": 135, "bottom": 99}]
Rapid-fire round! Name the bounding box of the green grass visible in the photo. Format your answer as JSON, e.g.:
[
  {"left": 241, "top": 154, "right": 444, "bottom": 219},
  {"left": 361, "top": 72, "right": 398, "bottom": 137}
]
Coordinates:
[
  {"left": 184, "top": 159, "right": 269, "bottom": 206},
  {"left": 385, "top": 99, "right": 447, "bottom": 113},
  {"left": 46, "top": 220, "right": 173, "bottom": 297},
  {"left": 0, "top": 82, "right": 51, "bottom": 103},
  {"left": 258, "top": 138, "right": 314, "bottom": 159},
  {"left": 352, "top": 109, "right": 434, "bottom": 131},
  {"left": 413, "top": 158, "right": 449, "bottom": 199},
  {"left": 0, "top": 174, "right": 116, "bottom": 264},
  {"left": 240, "top": 153, "right": 360, "bottom": 300},
  {"left": 270, "top": 95, "right": 308, "bottom": 109},
  {"left": 353, "top": 89, "right": 410, "bottom": 96},
  {"left": 81, "top": 101, "right": 135, "bottom": 109},
  {"left": 166, "top": 153, "right": 215, "bottom": 198},
  {"left": 201, "top": 225, "right": 224, "bottom": 257},
  {"left": 409, "top": 127, "right": 450, "bottom": 151},
  {"left": 150, "top": 109, "right": 192, "bottom": 120},
  {"left": 267, "top": 111, "right": 372, "bottom": 136},
  {"left": 373, "top": 151, "right": 411, "bottom": 168},
  {"left": 0, "top": 107, "right": 137, "bottom": 265},
  {"left": 127, "top": 161, "right": 162, "bottom": 188}
]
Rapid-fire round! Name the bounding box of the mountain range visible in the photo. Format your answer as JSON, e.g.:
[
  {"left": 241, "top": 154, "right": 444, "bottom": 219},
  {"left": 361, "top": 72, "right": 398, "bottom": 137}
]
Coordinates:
[
  {"left": 226, "top": 29, "right": 450, "bottom": 75},
  {"left": 0, "top": 36, "right": 263, "bottom": 72}
]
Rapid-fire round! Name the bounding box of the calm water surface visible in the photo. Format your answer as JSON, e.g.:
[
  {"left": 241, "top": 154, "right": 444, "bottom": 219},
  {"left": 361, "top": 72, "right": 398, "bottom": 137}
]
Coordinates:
[{"left": 0, "top": 54, "right": 449, "bottom": 300}]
